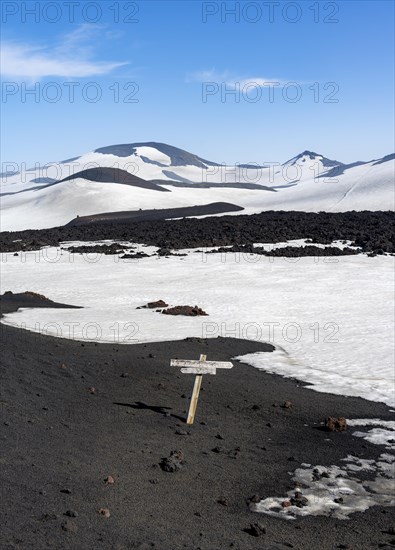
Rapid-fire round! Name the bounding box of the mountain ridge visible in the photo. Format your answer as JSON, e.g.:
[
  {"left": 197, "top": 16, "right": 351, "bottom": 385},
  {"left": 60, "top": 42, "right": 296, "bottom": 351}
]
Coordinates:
[{"left": 1, "top": 142, "right": 394, "bottom": 231}]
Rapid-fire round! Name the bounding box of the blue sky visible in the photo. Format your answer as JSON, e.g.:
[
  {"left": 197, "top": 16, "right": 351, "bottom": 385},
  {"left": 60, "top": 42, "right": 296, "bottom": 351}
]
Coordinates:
[{"left": 1, "top": 0, "right": 394, "bottom": 168}]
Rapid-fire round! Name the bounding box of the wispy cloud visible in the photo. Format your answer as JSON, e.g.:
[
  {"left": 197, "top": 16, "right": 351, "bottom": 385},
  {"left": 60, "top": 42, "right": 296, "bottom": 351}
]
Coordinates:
[
  {"left": 1, "top": 24, "right": 128, "bottom": 79},
  {"left": 187, "top": 69, "right": 287, "bottom": 87}
]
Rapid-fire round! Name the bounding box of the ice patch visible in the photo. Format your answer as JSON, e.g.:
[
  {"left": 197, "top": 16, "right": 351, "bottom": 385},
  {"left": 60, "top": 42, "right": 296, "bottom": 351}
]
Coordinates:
[
  {"left": 253, "top": 419, "right": 395, "bottom": 520},
  {"left": 253, "top": 452, "right": 395, "bottom": 520}
]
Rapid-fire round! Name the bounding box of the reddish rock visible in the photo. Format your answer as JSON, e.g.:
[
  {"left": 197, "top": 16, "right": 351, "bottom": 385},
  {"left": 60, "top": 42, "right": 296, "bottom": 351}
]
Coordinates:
[
  {"left": 105, "top": 475, "right": 115, "bottom": 485},
  {"left": 61, "top": 519, "right": 78, "bottom": 532},
  {"left": 282, "top": 400, "right": 293, "bottom": 409},
  {"left": 161, "top": 305, "right": 208, "bottom": 316},
  {"left": 282, "top": 500, "right": 292, "bottom": 508},
  {"left": 325, "top": 417, "right": 347, "bottom": 432},
  {"left": 98, "top": 508, "right": 110, "bottom": 518}
]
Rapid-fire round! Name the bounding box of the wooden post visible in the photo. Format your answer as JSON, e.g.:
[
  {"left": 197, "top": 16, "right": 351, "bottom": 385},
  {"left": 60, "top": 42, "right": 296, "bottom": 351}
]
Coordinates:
[
  {"left": 186, "top": 354, "right": 206, "bottom": 425},
  {"left": 170, "top": 355, "right": 233, "bottom": 425}
]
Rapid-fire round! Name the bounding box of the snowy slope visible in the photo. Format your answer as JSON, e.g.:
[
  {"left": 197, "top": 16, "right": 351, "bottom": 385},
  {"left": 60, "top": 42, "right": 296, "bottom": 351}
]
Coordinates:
[
  {"left": 1, "top": 143, "right": 394, "bottom": 231},
  {"left": 1, "top": 246, "right": 394, "bottom": 407}
]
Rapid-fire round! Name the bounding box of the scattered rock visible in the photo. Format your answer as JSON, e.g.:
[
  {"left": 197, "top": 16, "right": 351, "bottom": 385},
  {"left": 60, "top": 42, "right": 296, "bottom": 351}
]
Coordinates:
[
  {"left": 39, "top": 513, "right": 58, "bottom": 521},
  {"left": 61, "top": 519, "right": 78, "bottom": 532},
  {"left": 175, "top": 429, "right": 189, "bottom": 436},
  {"left": 149, "top": 478, "right": 159, "bottom": 484},
  {"left": 60, "top": 488, "right": 72, "bottom": 494},
  {"left": 282, "top": 400, "right": 293, "bottom": 409},
  {"left": 161, "top": 305, "right": 208, "bottom": 316},
  {"left": 157, "top": 248, "right": 187, "bottom": 257},
  {"left": 334, "top": 497, "right": 344, "bottom": 504},
  {"left": 98, "top": 508, "right": 111, "bottom": 518},
  {"left": 282, "top": 500, "right": 292, "bottom": 508},
  {"left": 215, "top": 433, "right": 224, "bottom": 440},
  {"left": 325, "top": 417, "right": 347, "bottom": 432},
  {"left": 121, "top": 252, "right": 150, "bottom": 259},
  {"left": 137, "top": 299, "right": 168, "bottom": 309},
  {"left": 64, "top": 510, "right": 78, "bottom": 517},
  {"left": 248, "top": 494, "right": 261, "bottom": 504},
  {"left": 211, "top": 446, "right": 222, "bottom": 454},
  {"left": 23, "top": 291, "right": 51, "bottom": 301},
  {"left": 244, "top": 522, "right": 266, "bottom": 537},
  {"left": 251, "top": 404, "right": 260, "bottom": 410},
  {"left": 160, "top": 450, "right": 184, "bottom": 472},
  {"left": 290, "top": 492, "right": 309, "bottom": 508},
  {"left": 88, "top": 387, "right": 96, "bottom": 395},
  {"left": 217, "top": 497, "right": 228, "bottom": 506},
  {"left": 67, "top": 243, "right": 128, "bottom": 255},
  {"left": 105, "top": 475, "right": 115, "bottom": 485}
]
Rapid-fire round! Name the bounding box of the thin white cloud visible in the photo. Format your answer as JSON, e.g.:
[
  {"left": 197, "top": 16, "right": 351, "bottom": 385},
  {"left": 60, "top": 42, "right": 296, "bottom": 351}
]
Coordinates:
[
  {"left": 1, "top": 24, "right": 128, "bottom": 79},
  {"left": 188, "top": 69, "right": 287, "bottom": 87}
]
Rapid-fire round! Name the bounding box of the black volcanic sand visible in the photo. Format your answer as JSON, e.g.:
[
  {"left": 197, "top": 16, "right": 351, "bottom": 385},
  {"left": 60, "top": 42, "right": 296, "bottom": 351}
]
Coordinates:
[
  {"left": 66, "top": 202, "right": 244, "bottom": 227},
  {"left": 1, "top": 298, "right": 394, "bottom": 549},
  {"left": 1, "top": 211, "right": 394, "bottom": 255}
]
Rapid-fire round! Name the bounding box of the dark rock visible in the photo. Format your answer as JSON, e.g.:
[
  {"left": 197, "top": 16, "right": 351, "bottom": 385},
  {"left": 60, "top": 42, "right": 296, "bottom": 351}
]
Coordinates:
[
  {"left": 137, "top": 299, "right": 168, "bottom": 309},
  {"left": 248, "top": 494, "right": 261, "bottom": 504},
  {"left": 1, "top": 212, "right": 394, "bottom": 256},
  {"left": 121, "top": 251, "right": 150, "bottom": 259},
  {"left": 290, "top": 492, "right": 309, "bottom": 508},
  {"left": 39, "top": 513, "right": 58, "bottom": 521},
  {"left": 244, "top": 522, "right": 266, "bottom": 537},
  {"left": 160, "top": 450, "right": 184, "bottom": 472}
]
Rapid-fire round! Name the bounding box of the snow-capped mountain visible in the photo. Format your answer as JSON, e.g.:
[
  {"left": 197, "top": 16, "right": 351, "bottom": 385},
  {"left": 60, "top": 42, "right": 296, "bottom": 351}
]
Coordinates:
[{"left": 1, "top": 142, "right": 394, "bottom": 231}]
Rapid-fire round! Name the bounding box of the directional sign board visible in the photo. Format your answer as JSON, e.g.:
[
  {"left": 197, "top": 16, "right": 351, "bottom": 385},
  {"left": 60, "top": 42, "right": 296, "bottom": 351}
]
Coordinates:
[
  {"left": 170, "top": 359, "right": 233, "bottom": 375},
  {"left": 170, "top": 355, "right": 233, "bottom": 424}
]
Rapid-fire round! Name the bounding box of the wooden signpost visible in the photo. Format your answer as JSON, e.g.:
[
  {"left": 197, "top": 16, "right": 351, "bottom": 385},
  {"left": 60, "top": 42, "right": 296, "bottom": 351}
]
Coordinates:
[{"left": 170, "top": 354, "right": 233, "bottom": 425}]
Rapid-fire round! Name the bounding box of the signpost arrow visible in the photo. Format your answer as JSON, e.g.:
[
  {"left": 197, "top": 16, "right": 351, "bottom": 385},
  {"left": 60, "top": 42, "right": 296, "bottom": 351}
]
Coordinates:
[{"left": 170, "top": 354, "right": 233, "bottom": 424}]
